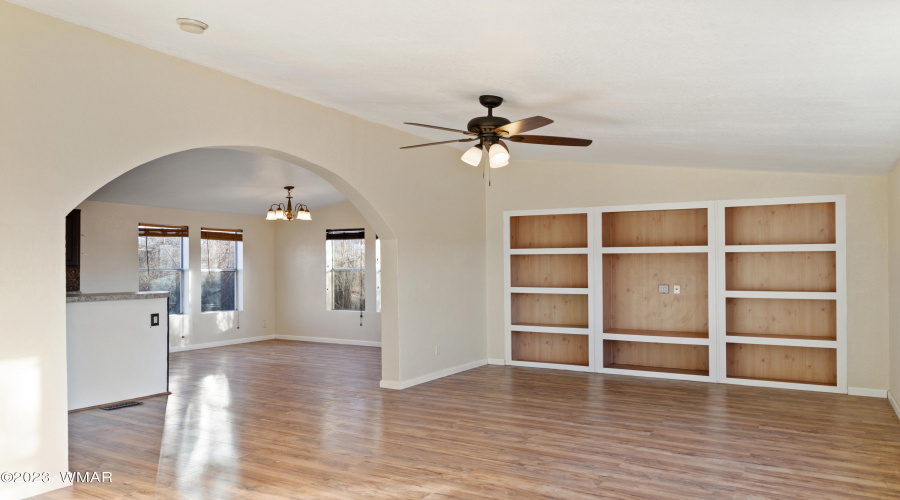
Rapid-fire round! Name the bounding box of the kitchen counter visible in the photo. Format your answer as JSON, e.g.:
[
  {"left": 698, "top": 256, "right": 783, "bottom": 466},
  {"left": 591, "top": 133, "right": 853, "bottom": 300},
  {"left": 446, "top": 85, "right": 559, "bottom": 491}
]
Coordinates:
[{"left": 66, "top": 291, "right": 169, "bottom": 303}]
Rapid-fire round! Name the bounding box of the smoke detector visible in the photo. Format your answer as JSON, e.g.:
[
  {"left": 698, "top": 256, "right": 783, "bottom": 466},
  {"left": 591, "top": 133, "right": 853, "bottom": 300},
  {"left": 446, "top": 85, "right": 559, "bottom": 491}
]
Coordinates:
[{"left": 176, "top": 18, "right": 208, "bottom": 34}]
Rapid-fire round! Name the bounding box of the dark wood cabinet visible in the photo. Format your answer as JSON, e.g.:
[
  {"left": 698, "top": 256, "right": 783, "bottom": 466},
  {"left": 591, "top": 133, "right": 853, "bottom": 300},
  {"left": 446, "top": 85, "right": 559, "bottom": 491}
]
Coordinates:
[{"left": 66, "top": 209, "right": 81, "bottom": 268}]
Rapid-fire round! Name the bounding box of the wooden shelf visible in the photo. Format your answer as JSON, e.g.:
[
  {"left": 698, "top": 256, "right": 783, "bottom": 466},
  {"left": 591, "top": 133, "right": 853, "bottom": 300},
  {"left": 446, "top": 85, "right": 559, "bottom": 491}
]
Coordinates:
[
  {"left": 726, "top": 297, "right": 836, "bottom": 339},
  {"left": 603, "top": 253, "right": 708, "bottom": 333},
  {"left": 604, "top": 364, "right": 709, "bottom": 377},
  {"left": 725, "top": 252, "right": 836, "bottom": 292},
  {"left": 603, "top": 208, "right": 708, "bottom": 247},
  {"left": 726, "top": 344, "right": 837, "bottom": 386},
  {"left": 510, "top": 213, "right": 587, "bottom": 249},
  {"left": 511, "top": 254, "right": 588, "bottom": 288},
  {"left": 726, "top": 332, "right": 837, "bottom": 342},
  {"left": 603, "top": 340, "right": 709, "bottom": 374},
  {"left": 512, "top": 322, "right": 589, "bottom": 330},
  {"left": 512, "top": 331, "right": 589, "bottom": 366},
  {"left": 725, "top": 202, "right": 836, "bottom": 246},
  {"left": 604, "top": 328, "right": 708, "bottom": 339}
]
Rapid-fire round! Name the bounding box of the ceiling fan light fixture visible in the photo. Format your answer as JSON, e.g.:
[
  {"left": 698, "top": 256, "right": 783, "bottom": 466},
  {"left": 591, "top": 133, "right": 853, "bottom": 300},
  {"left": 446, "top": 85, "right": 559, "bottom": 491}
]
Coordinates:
[
  {"left": 461, "top": 144, "right": 483, "bottom": 166},
  {"left": 176, "top": 18, "right": 208, "bottom": 34},
  {"left": 489, "top": 141, "right": 510, "bottom": 164},
  {"left": 490, "top": 157, "right": 509, "bottom": 168}
]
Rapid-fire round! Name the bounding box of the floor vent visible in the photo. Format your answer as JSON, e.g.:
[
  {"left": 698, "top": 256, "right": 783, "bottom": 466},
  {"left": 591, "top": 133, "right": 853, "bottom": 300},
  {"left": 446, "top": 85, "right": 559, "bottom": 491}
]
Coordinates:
[{"left": 100, "top": 401, "right": 143, "bottom": 411}]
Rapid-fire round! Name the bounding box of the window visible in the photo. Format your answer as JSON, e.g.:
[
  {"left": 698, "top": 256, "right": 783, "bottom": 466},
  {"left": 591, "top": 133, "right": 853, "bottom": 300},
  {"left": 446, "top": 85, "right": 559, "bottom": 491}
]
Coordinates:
[
  {"left": 138, "top": 223, "right": 188, "bottom": 314},
  {"left": 201, "top": 228, "right": 242, "bottom": 313},
  {"left": 326, "top": 228, "right": 365, "bottom": 311}
]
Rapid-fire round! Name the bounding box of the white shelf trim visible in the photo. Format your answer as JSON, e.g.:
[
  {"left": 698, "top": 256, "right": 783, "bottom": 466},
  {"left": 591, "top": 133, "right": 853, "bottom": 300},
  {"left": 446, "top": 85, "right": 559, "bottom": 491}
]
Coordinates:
[
  {"left": 510, "top": 324, "right": 591, "bottom": 335},
  {"left": 724, "top": 244, "right": 836, "bottom": 253},
  {"left": 725, "top": 336, "right": 837, "bottom": 348},
  {"left": 508, "top": 360, "right": 594, "bottom": 372},
  {"left": 724, "top": 290, "right": 837, "bottom": 300},
  {"left": 601, "top": 246, "right": 709, "bottom": 254},
  {"left": 508, "top": 287, "right": 590, "bottom": 295},
  {"left": 601, "top": 367, "right": 712, "bottom": 382},
  {"left": 509, "top": 248, "right": 589, "bottom": 255},
  {"left": 724, "top": 377, "right": 843, "bottom": 393},
  {"left": 602, "top": 333, "right": 710, "bottom": 345}
]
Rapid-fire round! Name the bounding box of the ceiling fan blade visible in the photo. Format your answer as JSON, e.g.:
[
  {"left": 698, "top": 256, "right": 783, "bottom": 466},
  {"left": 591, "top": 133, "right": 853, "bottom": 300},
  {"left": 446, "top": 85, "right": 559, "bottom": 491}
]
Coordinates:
[
  {"left": 400, "top": 138, "right": 476, "bottom": 149},
  {"left": 404, "top": 122, "right": 474, "bottom": 135},
  {"left": 494, "top": 116, "right": 554, "bottom": 135},
  {"left": 507, "top": 135, "right": 593, "bottom": 147}
]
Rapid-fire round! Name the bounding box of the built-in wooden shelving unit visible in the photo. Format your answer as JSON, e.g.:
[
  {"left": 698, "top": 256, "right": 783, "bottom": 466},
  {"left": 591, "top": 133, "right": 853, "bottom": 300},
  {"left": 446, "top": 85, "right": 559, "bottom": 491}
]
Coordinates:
[
  {"left": 718, "top": 197, "right": 845, "bottom": 392},
  {"left": 504, "top": 195, "right": 846, "bottom": 393},
  {"left": 506, "top": 210, "right": 593, "bottom": 371},
  {"left": 597, "top": 203, "right": 715, "bottom": 382}
]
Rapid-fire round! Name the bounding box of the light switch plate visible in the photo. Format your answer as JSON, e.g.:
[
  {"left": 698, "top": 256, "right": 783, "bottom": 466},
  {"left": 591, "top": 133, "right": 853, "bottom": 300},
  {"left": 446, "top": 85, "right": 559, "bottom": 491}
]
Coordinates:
[
  {"left": 150, "top": 313, "right": 160, "bottom": 327},
  {"left": 659, "top": 284, "right": 669, "bottom": 294},
  {"left": 673, "top": 285, "right": 681, "bottom": 294}
]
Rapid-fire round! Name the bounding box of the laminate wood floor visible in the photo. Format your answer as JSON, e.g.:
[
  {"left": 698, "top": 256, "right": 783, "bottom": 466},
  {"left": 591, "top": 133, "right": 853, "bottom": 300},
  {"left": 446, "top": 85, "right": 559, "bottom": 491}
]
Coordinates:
[{"left": 39, "top": 340, "right": 900, "bottom": 499}]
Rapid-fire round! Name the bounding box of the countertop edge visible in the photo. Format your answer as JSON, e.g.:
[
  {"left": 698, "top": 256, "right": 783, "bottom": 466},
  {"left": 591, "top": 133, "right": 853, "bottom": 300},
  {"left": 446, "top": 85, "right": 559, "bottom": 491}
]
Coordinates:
[{"left": 66, "top": 291, "right": 170, "bottom": 303}]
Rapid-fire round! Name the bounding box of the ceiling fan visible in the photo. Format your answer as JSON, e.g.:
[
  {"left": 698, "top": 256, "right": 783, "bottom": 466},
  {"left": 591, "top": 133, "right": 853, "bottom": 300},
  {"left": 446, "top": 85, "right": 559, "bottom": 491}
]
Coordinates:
[{"left": 401, "top": 95, "right": 592, "bottom": 168}]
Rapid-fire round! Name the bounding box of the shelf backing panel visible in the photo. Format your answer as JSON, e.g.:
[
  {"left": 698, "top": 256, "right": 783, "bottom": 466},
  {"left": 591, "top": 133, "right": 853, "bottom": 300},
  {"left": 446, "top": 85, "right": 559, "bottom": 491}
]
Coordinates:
[
  {"left": 602, "top": 208, "right": 708, "bottom": 247},
  {"left": 511, "top": 254, "right": 588, "bottom": 288},
  {"left": 725, "top": 252, "right": 836, "bottom": 292},
  {"left": 726, "top": 343, "right": 837, "bottom": 386},
  {"left": 726, "top": 297, "right": 836, "bottom": 339},
  {"left": 725, "top": 202, "right": 835, "bottom": 245},
  {"left": 510, "top": 213, "right": 588, "bottom": 249},
  {"left": 603, "top": 340, "right": 709, "bottom": 372},
  {"left": 511, "top": 293, "right": 589, "bottom": 328},
  {"left": 603, "top": 253, "right": 708, "bottom": 334},
  {"left": 512, "top": 331, "right": 590, "bottom": 366}
]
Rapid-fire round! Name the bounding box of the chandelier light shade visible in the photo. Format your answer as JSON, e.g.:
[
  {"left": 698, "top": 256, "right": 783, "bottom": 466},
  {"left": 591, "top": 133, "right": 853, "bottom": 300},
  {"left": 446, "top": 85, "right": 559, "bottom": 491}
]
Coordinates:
[{"left": 266, "top": 186, "right": 312, "bottom": 222}]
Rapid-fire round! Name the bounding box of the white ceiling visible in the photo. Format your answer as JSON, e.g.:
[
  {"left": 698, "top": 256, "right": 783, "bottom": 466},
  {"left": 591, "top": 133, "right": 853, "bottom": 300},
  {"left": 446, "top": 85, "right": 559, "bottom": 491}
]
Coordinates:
[
  {"left": 88, "top": 148, "right": 347, "bottom": 215},
  {"left": 14, "top": 0, "right": 900, "bottom": 173}
]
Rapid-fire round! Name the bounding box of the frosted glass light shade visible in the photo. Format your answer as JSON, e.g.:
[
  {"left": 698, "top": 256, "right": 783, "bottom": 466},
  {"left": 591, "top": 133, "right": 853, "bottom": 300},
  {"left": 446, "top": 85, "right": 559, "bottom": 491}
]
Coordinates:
[
  {"left": 297, "top": 210, "right": 312, "bottom": 221},
  {"left": 461, "top": 145, "right": 483, "bottom": 166},
  {"left": 490, "top": 157, "right": 509, "bottom": 168},
  {"left": 489, "top": 142, "right": 510, "bottom": 164},
  {"left": 275, "top": 209, "right": 285, "bottom": 220},
  {"left": 266, "top": 210, "right": 276, "bottom": 220}
]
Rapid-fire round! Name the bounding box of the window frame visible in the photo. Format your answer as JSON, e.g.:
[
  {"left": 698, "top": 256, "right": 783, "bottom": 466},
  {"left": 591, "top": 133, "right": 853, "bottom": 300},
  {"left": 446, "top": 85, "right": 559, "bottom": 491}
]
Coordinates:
[
  {"left": 200, "top": 231, "right": 243, "bottom": 313},
  {"left": 138, "top": 229, "right": 189, "bottom": 315},
  {"left": 325, "top": 230, "right": 366, "bottom": 312}
]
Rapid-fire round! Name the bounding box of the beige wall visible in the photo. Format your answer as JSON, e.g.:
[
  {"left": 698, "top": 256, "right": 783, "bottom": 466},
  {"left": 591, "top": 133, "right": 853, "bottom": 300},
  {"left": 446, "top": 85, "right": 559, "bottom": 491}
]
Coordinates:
[
  {"left": 486, "top": 160, "right": 890, "bottom": 391},
  {"left": 0, "top": 3, "right": 485, "bottom": 497},
  {"left": 889, "top": 164, "right": 900, "bottom": 401},
  {"left": 275, "top": 202, "right": 381, "bottom": 344},
  {"left": 76, "top": 201, "right": 277, "bottom": 349}
]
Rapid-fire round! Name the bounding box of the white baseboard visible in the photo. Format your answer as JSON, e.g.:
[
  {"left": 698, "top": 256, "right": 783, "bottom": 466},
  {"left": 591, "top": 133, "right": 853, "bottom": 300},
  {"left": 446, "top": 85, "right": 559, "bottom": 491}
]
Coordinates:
[
  {"left": 889, "top": 391, "right": 900, "bottom": 422},
  {"left": 275, "top": 335, "right": 381, "bottom": 348},
  {"left": 848, "top": 387, "right": 887, "bottom": 398},
  {"left": 488, "top": 358, "right": 506, "bottom": 365},
  {"left": 380, "top": 358, "right": 487, "bottom": 390},
  {"left": 170, "top": 335, "right": 275, "bottom": 352},
  {"left": 1, "top": 476, "right": 72, "bottom": 500}
]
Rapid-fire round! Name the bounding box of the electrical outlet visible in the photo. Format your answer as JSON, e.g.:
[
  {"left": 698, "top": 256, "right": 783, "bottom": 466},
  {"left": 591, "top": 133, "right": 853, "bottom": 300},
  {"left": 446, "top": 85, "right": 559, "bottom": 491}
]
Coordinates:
[
  {"left": 435, "top": 346, "right": 440, "bottom": 356},
  {"left": 150, "top": 313, "right": 159, "bottom": 327},
  {"left": 673, "top": 285, "right": 681, "bottom": 294},
  {"left": 263, "top": 320, "right": 267, "bottom": 328},
  {"left": 659, "top": 284, "right": 669, "bottom": 294}
]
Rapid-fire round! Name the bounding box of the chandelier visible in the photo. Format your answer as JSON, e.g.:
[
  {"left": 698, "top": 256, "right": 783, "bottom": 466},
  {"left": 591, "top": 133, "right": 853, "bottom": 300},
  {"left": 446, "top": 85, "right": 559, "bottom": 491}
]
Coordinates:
[{"left": 266, "top": 186, "right": 311, "bottom": 221}]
